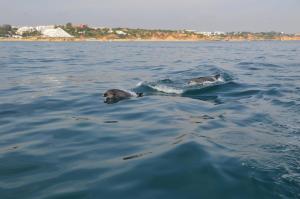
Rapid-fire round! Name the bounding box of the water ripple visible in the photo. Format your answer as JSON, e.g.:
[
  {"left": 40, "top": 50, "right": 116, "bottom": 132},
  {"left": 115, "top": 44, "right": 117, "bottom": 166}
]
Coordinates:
[{"left": 0, "top": 41, "right": 300, "bottom": 198}]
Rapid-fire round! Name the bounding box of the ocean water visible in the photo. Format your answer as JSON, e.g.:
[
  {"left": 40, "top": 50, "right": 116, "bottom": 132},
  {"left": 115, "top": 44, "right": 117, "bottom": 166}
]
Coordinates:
[{"left": 0, "top": 41, "right": 299, "bottom": 199}]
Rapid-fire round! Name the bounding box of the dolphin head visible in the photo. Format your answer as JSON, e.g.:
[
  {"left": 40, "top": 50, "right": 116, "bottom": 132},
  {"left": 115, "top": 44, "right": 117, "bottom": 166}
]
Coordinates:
[{"left": 215, "top": 74, "right": 221, "bottom": 79}]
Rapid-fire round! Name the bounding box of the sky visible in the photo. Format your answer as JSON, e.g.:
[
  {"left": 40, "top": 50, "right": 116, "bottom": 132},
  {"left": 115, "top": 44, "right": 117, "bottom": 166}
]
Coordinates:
[{"left": 1, "top": 0, "right": 300, "bottom": 33}]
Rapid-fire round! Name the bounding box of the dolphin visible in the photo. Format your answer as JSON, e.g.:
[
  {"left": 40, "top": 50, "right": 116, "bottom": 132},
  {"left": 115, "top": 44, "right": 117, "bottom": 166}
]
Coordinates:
[
  {"left": 103, "top": 89, "right": 143, "bottom": 104},
  {"left": 188, "top": 74, "right": 221, "bottom": 86}
]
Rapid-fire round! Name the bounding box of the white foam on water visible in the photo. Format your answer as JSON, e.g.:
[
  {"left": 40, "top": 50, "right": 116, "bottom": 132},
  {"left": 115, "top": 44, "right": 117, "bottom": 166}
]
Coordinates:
[
  {"left": 202, "top": 80, "right": 217, "bottom": 85},
  {"left": 149, "top": 84, "right": 183, "bottom": 94},
  {"left": 217, "top": 76, "right": 225, "bottom": 82},
  {"left": 136, "top": 81, "right": 144, "bottom": 87}
]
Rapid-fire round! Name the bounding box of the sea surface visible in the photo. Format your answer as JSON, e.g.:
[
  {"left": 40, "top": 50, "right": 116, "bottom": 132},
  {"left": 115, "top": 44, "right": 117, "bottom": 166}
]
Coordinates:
[{"left": 0, "top": 41, "right": 300, "bottom": 199}]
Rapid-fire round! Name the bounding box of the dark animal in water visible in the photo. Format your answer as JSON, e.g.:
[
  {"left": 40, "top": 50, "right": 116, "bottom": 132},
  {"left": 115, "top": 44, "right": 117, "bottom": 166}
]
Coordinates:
[
  {"left": 103, "top": 89, "right": 143, "bottom": 104},
  {"left": 188, "top": 74, "right": 221, "bottom": 85}
]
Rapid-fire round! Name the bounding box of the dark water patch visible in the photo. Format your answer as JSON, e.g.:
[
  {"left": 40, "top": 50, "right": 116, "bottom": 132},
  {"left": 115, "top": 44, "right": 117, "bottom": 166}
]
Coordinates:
[
  {"left": 0, "top": 99, "right": 77, "bottom": 119},
  {"left": 0, "top": 86, "right": 30, "bottom": 95},
  {"left": 123, "top": 152, "right": 152, "bottom": 160},
  {"left": 237, "top": 62, "right": 282, "bottom": 69},
  {"left": 96, "top": 60, "right": 118, "bottom": 65},
  {"left": 41, "top": 191, "right": 89, "bottom": 199},
  {"left": 271, "top": 99, "right": 298, "bottom": 108},
  {"left": 172, "top": 139, "right": 185, "bottom": 145},
  {"left": 182, "top": 81, "right": 264, "bottom": 102},
  {"left": 0, "top": 119, "right": 11, "bottom": 126},
  {"left": 157, "top": 78, "right": 174, "bottom": 84},
  {"left": 168, "top": 68, "right": 194, "bottom": 75},
  {"left": 263, "top": 88, "right": 283, "bottom": 97},
  {"left": 238, "top": 61, "right": 254, "bottom": 66},
  {"left": 150, "top": 66, "right": 164, "bottom": 71},
  {"left": 198, "top": 120, "right": 227, "bottom": 130},
  {"left": 191, "top": 115, "right": 215, "bottom": 120},
  {"left": 0, "top": 154, "right": 50, "bottom": 176},
  {"left": 173, "top": 59, "right": 183, "bottom": 63},
  {"left": 72, "top": 116, "right": 90, "bottom": 121},
  {"left": 255, "top": 56, "right": 266, "bottom": 60},
  {"left": 136, "top": 127, "right": 181, "bottom": 140},
  {"left": 249, "top": 67, "right": 262, "bottom": 70},
  {"left": 234, "top": 113, "right": 273, "bottom": 127},
  {"left": 174, "top": 133, "right": 188, "bottom": 140},
  {"left": 108, "top": 108, "right": 164, "bottom": 122},
  {"left": 25, "top": 118, "right": 62, "bottom": 126},
  {"left": 0, "top": 109, "right": 19, "bottom": 117},
  {"left": 181, "top": 82, "right": 241, "bottom": 103},
  {"left": 104, "top": 121, "right": 119, "bottom": 124},
  {"left": 186, "top": 95, "right": 222, "bottom": 104},
  {"left": 24, "top": 57, "right": 79, "bottom": 64},
  {"left": 183, "top": 81, "right": 241, "bottom": 96},
  {"left": 266, "top": 83, "right": 281, "bottom": 88},
  {"left": 93, "top": 142, "right": 278, "bottom": 199},
  {"left": 223, "top": 89, "right": 261, "bottom": 98},
  {"left": 260, "top": 63, "right": 282, "bottom": 68}
]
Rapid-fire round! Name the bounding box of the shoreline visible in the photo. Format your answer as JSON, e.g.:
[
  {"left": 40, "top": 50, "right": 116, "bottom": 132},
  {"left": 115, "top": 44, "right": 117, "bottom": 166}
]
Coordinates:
[{"left": 1, "top": 37, "right": 300, "bottom": 42}]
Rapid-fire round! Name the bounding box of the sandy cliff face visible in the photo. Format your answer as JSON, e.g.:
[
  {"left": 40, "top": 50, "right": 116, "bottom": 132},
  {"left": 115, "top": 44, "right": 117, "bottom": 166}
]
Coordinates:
[
  {"left": 1, "top": 34, "right": 300, "bottom": 42},
  {"left": 280, "top": 36, "right": 300, "bottom": 40}
]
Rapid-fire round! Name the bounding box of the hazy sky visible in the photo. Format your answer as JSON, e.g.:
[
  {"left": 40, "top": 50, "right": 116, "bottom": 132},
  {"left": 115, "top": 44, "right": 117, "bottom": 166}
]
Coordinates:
[{"left": 1, "top": 0, "right": 300, "bottom": 33}]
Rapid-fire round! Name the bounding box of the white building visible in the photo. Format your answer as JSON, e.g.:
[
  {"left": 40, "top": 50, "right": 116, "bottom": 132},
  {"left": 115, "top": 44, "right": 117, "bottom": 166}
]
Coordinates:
[
  {"left": 196, "top": 32, "right": 212, "bottom": 36},
  {"left": 36, "top": 25, "right": 55, "bottom": 32},
  {"left": 91, "top": 26, "right": 107, "bottom": 30},
  {"left": 12, "top": 35, "right": 22, "bottom": 38},
  {"left": 16, "top": 26, "right": 36, "bottom": 35},
  {"left": 16, "top": 26, "right": 73, "bottom": 37},
  {"left": 115, "top": 30, "right": 127, "bottom": 35},
  {"left": 213, "top": 31, "right": 226, "bottom": 35},
  {"left": 41, "top": 27, "right": 73, "bottom": 38},
  {"left": 184, "top": 29, "right": 197, "bottom": 33}
]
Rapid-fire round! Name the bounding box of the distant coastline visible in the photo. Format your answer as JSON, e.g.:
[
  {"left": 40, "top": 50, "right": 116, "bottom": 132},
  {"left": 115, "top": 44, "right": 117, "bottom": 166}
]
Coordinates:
[
  {"left": 1, "top": 23, "right": 300, "bottom": 42},
  {"left": 1, "top": 37, "right": 300, "bottom": 42}
]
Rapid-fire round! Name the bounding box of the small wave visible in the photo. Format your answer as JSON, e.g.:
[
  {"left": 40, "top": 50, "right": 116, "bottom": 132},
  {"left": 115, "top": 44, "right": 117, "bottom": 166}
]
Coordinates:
[
  {"left": 224, "top": 89, "right": 261, "bottom": 97},
  {"left": 148, "top": 84, "right": 183, "bottom": 94},
  {"left": 136, "top": 81, "right": 144, "bottom": 87},
  {"left": 218, "top": 76, "right": 225, "bottom": 82},
  {"left": 137, "top": 75, "right": 226, "bottom": 95},
  {"left": 136, "top": 81, "right": 183, "bottom": 94},
  {"left": 183, "top": 81, "right": 240, "bottom": 96},
  {"left": 238, "top": 62, "right": 282, "bottom": 69}
]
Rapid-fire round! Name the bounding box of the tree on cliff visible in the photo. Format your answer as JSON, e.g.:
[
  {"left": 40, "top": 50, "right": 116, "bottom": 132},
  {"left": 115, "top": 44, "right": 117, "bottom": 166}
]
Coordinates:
[
  {"left": 66, "top": 23, "right": 73, "bottom": 29},
  {"left": 0, "top": 24, "right": 13, "bottom": 36}
]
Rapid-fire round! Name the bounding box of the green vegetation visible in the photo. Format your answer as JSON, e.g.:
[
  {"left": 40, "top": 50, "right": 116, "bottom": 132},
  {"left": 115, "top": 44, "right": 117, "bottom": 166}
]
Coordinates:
[
  {"left": 21, "top": 30, "right": 42, "bottom": 37},
  {"left": 226, "top": 31, "right": 292, "bottom": 39},
  {"left": 0, "top": 24, "right": 16, "bottom": 37},
  {"left": 59, "top": 23, "right": 198, "bottom": 39},
  {"left": 59, "top": 23, "right": 110, "bottom": 37}
]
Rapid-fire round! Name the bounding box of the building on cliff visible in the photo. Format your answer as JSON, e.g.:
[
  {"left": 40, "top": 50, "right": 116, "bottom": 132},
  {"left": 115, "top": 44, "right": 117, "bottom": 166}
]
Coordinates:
[
  {"left": 16, "top": 26, "right": 36, "bottom": 35},
  {"left": 41, "top": 27, "right": 73, "bottom": 38},
  {"left": 16, "top": 26, "right": 73, "bottom": 37}
]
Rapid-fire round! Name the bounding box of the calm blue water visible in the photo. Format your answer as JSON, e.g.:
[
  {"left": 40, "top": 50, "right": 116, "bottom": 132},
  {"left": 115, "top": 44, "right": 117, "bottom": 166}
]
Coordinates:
[{"left": 0, "top": 41, "right": 300, "bottom": 199}]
